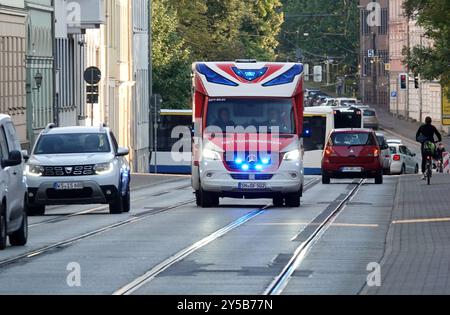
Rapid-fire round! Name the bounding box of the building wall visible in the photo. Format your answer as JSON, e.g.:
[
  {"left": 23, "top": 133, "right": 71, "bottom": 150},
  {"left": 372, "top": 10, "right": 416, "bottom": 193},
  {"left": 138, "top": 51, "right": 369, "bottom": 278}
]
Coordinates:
[
  {"left": 359, "top": 0, "right": 390, "bottom": 109},
  {"left": 85, "top": 0, "right": 149, "bottom": 173},
  {"left": 388, "top": 0, "right": 443, "bottom": 130},
  {"left": 25, "top": 0, "right": 54, "bottom": 144},
  {"left": 131, "top": 0, "right": 149, "bottom": 172},
  {"left": 0, "top": 3, "right": 27, "bottom": 146}
]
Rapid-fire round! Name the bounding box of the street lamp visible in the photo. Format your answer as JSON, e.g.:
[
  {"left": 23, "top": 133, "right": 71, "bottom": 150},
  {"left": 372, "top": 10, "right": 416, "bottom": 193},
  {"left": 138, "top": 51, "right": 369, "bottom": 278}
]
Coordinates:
[{"left": 34, "top": 72, "right": 43, "bottom": 91}]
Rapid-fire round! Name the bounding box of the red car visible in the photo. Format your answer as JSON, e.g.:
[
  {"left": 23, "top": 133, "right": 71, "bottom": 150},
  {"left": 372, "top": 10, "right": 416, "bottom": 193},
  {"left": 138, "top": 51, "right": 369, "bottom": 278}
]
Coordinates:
[{"left": 321, "top": 129, "right": 383, "bottom": 184}]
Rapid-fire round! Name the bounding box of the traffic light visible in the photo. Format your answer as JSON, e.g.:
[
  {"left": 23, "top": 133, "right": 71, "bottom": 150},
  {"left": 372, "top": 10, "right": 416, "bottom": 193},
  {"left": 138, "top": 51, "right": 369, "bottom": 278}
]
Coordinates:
[
  {"left": 399, "top": 73, "right": 408, "bottom": 90},
  {"left": 414, "top": 76, "right": 419, "bottom": 89}
]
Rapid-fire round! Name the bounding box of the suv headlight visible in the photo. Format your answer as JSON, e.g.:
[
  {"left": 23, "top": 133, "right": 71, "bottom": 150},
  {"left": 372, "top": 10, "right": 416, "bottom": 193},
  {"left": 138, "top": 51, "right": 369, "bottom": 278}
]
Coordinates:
[
  {"left": 202, "top": 148, "right": 221, "bottom": 161},
  {"left": 25, "top": 164, "right": 44, "bottom": 176},
  {"left": 283, "top": 149, "right": 300, "bottom": 161},
  {"left": 94, "top": 162, "right": 113, "bottom": 174}
]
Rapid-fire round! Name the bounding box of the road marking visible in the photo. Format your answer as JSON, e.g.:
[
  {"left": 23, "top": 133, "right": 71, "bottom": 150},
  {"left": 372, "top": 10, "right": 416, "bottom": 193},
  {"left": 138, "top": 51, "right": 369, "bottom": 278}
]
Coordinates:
[
  {"left": 392, "top": 217, "right": 450, "bottom": 224},
  {"left": 250, "top": 222, "right": 379, "bottom": 228},
  {"left": 263, "top": 180, "right": 365, "bottom": 295}
]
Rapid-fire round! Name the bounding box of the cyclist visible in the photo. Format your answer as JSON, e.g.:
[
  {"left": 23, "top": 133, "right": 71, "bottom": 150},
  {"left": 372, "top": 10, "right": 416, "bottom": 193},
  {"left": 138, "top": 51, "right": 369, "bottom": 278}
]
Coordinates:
[{"left": 416, "top": 116, "right": 442, "bottom": 179}]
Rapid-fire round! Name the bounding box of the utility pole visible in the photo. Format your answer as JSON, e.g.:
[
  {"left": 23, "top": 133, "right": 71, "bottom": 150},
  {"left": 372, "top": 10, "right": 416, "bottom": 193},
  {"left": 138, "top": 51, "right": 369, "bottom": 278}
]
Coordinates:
[
  {"left": 406, "top": 17, "right": 410, "bottom": 119},
  {"left": 372, "top": 32, "right": 377, "bottom": 107},
  {"left": 418, "top": 34, "right": 423, "bottom": 123}
]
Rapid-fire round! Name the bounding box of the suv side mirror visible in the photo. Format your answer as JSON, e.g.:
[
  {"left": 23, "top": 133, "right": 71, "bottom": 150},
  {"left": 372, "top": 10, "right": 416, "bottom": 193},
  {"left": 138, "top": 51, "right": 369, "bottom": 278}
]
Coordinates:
[
  {"left": 21, "top": 149, "right": 29, "bottom": 162},
  {"left": 2, "top": 150, "right": 22, "bottom": 168},
  {"left": 116, "top": 147, "right": 129, "bottom": 156}
]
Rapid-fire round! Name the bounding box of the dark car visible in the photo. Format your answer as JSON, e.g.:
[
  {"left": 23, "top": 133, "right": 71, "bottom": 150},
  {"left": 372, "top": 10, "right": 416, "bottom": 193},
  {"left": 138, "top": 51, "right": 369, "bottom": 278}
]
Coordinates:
[{"left": 321, "top": 129, "right": 384, "bottom": 184}]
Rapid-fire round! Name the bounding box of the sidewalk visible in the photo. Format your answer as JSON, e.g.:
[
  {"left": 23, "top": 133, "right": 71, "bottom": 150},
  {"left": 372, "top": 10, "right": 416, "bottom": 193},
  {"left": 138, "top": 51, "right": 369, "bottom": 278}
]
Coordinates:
[
  {"left": 374, "top": 105, "right": 450, "bottom": 148},
  {"left": 364, "top": 173, "right": 450, "bottom": 294}
]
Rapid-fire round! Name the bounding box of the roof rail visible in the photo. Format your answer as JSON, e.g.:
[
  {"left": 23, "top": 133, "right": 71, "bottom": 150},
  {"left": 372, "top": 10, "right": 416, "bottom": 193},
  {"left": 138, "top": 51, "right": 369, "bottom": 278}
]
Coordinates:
[{"left": 44, "top": 123, "right": 56, "bottom": 132}]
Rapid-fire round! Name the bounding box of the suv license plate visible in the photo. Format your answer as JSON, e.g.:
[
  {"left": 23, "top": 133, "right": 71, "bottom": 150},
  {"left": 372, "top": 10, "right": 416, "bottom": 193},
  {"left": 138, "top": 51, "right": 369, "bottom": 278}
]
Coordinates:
[
  {"left": 238, "top": 182, "right": 266, "bottom": 190},
  {"left": 54, "top": 182, "right": 84, "bottom": 190},
  {"left": 341, "top": 167, "right": 362, "bottom": 172}
]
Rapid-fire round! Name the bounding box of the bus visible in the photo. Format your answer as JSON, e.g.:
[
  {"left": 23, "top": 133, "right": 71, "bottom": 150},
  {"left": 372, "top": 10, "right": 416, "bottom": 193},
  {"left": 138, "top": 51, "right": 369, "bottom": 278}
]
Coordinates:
[
  {"left": 303, "top": 106, "right": 363, "bottom": 175},
  {"left": 192, "top": 60, "right": 305, "bottom": 207},
  {"left": 149, "top": 109, "right": 192, "bottom": 174}
]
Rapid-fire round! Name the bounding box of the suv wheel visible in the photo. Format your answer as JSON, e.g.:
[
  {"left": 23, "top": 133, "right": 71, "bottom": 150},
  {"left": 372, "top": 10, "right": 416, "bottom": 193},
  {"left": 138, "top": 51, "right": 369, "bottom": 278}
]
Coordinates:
[
  {"left": 198, "top": 189, "right": 219, "bottom": 208},
  {"left": 285, "top": 193, "right": 301, "bottom": 207},
  {"left": 27, "top": 204, "right": 45, "bottom": 216},
  {"left": 109, "top": 195, "right": 123, "bottom": 214},
  {"left": 9, "top": 210, "right": 28, "bottom": 247},
  {"left": 375, "top": 172, "right": 383, "bottom": 184},
  {"left": 273, "top": 197, "right": 284, "bottom": 207},
  {"left": 121, "top": 190, "right": 131, "bottom": 213},
  {"left": 0, "top": 206, "right": 6, "bottom": 250},
  {"left": 322, "top": 174, "right": 331, "bottom": 184}
]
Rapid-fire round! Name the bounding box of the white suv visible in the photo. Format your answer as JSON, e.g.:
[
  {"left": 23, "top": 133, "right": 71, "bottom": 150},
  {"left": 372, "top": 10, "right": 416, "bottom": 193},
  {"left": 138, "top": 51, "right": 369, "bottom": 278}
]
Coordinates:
[
  {"left": 0, "top": 114, "right": 28, "bottom": 250},
  {"left": 25, "top": 124, "right": 131, "bottom": 215}
]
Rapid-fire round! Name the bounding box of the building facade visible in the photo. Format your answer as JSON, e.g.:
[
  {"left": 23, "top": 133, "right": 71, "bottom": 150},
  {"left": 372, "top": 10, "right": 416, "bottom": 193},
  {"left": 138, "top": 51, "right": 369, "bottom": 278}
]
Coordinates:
[
  {"left": 0, "top": 0, "right": 27, "bottom": 146},
  {"left": 359, "top": 0, "right": 390, "bottom": 109},
  {"left": 25, "top": 0, "right": 55, "bottom": 145},
  {"left": 388, "top": 0, "right": 443, "bottom": 130},
  {"left": 85, "top": 0, "right": 149, "bottom": 172}
]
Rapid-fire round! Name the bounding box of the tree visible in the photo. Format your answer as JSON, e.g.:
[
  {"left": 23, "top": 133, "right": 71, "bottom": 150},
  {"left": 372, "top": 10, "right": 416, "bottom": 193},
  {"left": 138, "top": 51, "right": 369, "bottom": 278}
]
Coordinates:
[
  {"left": 152, "top": 0, "right": 191, "bottom": 108},
  {"left": 403, "top": 0, "right": 450, "bottom": 95},
  {"left": 279, "top": 0, "right": 359, "bottom": 75},
  {"left": 240, "top": 0, "right": 284, "bottom": 60}
]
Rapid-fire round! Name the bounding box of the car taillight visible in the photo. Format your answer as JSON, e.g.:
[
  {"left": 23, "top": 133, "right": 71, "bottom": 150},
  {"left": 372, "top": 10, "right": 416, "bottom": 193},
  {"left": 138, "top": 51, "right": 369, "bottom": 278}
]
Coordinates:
[
  {"left": 393, "top": 154, "right": 401, "bottom": 161},
  {"left": 324, "top": 147, "right": 334, "bottom": 157},
  {"left": 374, "top": 148, "right": 379, "bottom": 157}
]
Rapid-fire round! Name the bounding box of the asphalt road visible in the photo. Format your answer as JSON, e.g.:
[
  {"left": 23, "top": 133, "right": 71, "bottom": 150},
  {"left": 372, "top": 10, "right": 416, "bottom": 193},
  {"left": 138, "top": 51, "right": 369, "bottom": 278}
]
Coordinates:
[{"left": 0, "top": 173, "right": 401, "bottom": 295}]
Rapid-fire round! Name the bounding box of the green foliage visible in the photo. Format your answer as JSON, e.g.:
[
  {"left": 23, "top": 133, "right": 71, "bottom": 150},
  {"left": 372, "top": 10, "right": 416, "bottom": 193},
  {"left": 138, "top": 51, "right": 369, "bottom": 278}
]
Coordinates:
[
  {"left": 152, "top": 0, "right": 284, "bottom": 108},
  {"left": 152, "top": 0, "right": 191, "bottom": 108},
  {"left": 403, "top": 0, "right": 450, "bottom": 94},
  {"left": 279, "top": 0, "right": 359, "bottom": 75}
]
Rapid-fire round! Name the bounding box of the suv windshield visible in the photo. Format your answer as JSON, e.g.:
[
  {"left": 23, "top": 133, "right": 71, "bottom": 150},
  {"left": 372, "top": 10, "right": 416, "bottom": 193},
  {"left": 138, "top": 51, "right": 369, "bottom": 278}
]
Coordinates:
[
  {"left": 206, "top": 98, "right": 296, "bottom": 134},
  {"left": 34, "top": 133, "right": 111, "bottom": 154},
  {"left": 330, "top": 132, "right": 376, "bottom": 146}
]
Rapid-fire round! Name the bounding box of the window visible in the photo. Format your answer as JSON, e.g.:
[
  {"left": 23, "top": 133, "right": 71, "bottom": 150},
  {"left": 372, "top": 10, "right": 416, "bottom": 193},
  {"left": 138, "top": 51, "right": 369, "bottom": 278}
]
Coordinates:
[
  {"left": 0, "top": 127, "right": 9, "bottom": 160},
  {"left": 157, "top": 114, "right": 192, "bottom": 152},
  {"left": 303, "top": 116, "right": 326, "bottom": 151},
  {"left": 4, "top": 122, "right": 20, "bottom": 151},
  {"left": 330, "top": 132, "right": 376, "bottom": 146},
  {"left": 399, "top": 146, "right": 408, "bottom": 155},
  {"left": 34, "top": 133, "right": 111, "bottom": 155},
  {"left": 206, "top": 98, "right": 296, "bottom": 134},
  {"left": 109, "top": 132, "right": 119, "bottom": 153},
  {"left": 389, "top": 146, "right": 397, "bottom": 154}
]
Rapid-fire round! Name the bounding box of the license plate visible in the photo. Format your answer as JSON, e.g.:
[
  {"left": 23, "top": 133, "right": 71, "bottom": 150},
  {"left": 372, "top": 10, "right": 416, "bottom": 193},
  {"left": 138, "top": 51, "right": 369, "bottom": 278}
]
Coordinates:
[
  {"left": 54, "top": 182, "right": 84, "bottom": 190},
  {"left": 341, "top": 167, "right": 363, "bottom": 172},
  {"left": 238, "top": 182, "right": 267, "bottom": 190}
]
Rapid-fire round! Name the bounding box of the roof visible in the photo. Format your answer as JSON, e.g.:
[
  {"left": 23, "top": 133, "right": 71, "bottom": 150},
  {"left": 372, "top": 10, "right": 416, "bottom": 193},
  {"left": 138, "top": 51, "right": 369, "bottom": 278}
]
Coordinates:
[
  {"left": 43, "top": 126, "right": 109, "bottom": 135},
  {"left": 304, "top": 106, "right": 334, "bottom": 114},
  {"left": 330, "top": 128, "right": 375, "bottom": 133},
  {"left": 193, "top": 61, "right": 303, "bottom": 98},
  {"left": 0, "top": 114, "right": 11, "bottom": 122}
]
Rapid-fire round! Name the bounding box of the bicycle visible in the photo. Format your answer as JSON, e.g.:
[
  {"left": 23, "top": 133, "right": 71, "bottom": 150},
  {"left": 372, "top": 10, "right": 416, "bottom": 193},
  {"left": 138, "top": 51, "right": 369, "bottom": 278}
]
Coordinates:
[{"left": 423, "top": 141, "right": 437, "bottom": 185}]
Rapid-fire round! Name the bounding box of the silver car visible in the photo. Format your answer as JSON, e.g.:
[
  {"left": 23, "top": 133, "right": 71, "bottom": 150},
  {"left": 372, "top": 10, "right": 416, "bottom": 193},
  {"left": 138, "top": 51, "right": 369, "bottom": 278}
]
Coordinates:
[
  {"left": 363, "top": 108, "right": 379, "bottom": 130},
  {"left": 376, "top": 133, "right": 391, "bottom": 173},
  {"left": 388, "top": 143, "right": 419, "bottom": 175},
  {"left": 0, "top": 114, "right": 28, "bottom": 250}
]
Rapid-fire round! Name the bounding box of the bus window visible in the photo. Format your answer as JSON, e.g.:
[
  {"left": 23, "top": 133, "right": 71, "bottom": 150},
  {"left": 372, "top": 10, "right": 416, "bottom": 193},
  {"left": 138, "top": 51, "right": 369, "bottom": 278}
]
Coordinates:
[
  {"left": 334, "top": 110, "right": 362, "bottom": 129},
  {"left": 157, "top": 114, "right": 192, "bottom": 152},
  {"left": 303, "top": 116, "right": 326, "bottom": 151}
]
